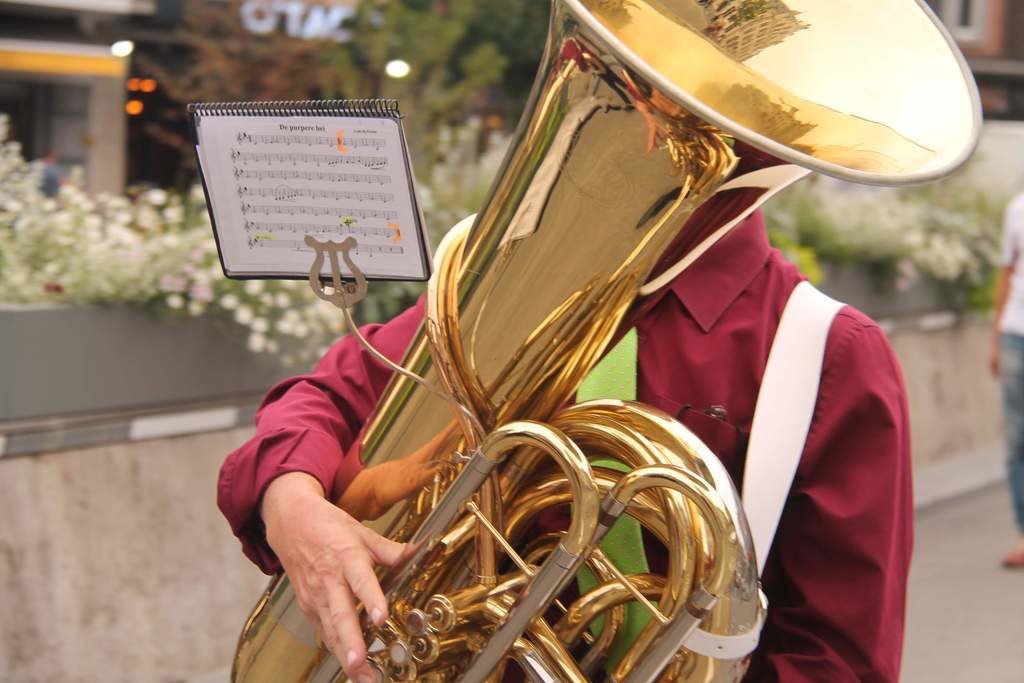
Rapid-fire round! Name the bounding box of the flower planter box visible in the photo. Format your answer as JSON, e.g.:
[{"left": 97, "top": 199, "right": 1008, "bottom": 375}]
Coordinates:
[
  {"left": 0, "top": 304, "right": 291, "bottom": 422},
  {"left": 819, "top": 266, "right": 950, "bottom": 321}
]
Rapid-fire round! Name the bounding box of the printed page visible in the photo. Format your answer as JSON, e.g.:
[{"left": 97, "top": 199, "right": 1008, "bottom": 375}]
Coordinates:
[{"left": 195, "top": 114, "right": 429, "bottom": 280}]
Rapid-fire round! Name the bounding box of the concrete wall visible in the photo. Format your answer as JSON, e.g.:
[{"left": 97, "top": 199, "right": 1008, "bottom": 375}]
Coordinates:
[
  {"left": 0, "top": 428, "right": 266, "bottom": 683},
  {"left": 0, "top": 317, "right": 1006, "bottom": 683},
  {"left": 85, "top": 75, "right": 126, "bottom": 195},
  {"left": 890, "top": 316, "right": 1002, "bottom": 468}
]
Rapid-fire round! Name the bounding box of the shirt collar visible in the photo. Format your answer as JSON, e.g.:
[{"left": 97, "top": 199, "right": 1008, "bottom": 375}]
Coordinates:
[{"left": 661, "top": 210, "right": 771, "bottom": 333}]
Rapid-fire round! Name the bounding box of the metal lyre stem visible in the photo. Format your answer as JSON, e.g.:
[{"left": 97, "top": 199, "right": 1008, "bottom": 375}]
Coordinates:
[{"left": 304, "top": 235, "right": 486, "bottom": 441}]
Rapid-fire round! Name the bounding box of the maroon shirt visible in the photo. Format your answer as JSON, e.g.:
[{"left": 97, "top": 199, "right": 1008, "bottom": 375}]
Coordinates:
[{"left": 218, "top": 212, "right": 912, "bottom": 682}]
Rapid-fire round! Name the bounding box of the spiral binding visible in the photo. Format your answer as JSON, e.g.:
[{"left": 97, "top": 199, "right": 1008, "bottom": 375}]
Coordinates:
[{"left": 187, "top": 98, "right": 401, "bottom": 118}]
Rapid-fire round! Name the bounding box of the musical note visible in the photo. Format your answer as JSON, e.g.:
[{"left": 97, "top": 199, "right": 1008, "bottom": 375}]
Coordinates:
[
  {"left": 243, "top": 220, "right": 392, "bottom": 239},
  {"left": 234, "top": 131, "right": 387, "bottom": 150},
  {"left": 248, "top": 236, "right": 403, "bottom": 255},
  {"left": 236, "top": 185, "right": 395, "bottom": 203},
  {"left": 233, "top": 168, "right": 392, "bottom": 185},
  {"left": 386, "top": 221, "right": 403, "bottom": 244},
  {"left": 231, "top": 149, "right": 388, "bottom": 169},
  {"left": 240, "top": 204, "right": 399, "bottom": 219}
]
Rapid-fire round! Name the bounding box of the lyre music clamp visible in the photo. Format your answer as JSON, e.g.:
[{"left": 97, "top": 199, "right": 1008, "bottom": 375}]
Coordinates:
[{"left": 304, "top": 234, "right": 369, "bottom": 309}]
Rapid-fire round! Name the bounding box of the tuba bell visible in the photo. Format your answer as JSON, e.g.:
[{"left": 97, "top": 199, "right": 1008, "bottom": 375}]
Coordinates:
[{"left": 230, "top": 1, "right": 978, "bottom": 681}]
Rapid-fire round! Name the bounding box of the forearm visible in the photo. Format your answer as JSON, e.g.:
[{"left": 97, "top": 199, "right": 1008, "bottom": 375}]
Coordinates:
[
  {"left": 261, "top": 472, "right": 325, "bottom": 535},
  {"left": 218, "top": 300, "right": 426, "bottom": 571},
  {"left": 994, "top": 269, "right": 1011, "bottom": 332}
]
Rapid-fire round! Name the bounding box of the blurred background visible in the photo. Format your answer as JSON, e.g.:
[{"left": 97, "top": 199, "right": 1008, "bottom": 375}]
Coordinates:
[{"left": 0, "top": 1, "right": 1022, "bottom": 681}]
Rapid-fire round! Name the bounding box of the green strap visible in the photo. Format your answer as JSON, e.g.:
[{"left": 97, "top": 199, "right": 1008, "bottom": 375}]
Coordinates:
[{"left": 575, "top": 328, "right": 650, "bottom": 669}]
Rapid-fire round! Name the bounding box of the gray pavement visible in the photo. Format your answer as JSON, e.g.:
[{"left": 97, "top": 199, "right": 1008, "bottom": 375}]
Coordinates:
[{"left": 903, "top": 482, "right": 1024, "bottom": 682}]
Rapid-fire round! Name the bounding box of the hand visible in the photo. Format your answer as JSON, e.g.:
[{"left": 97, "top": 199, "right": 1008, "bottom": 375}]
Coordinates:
[{"left": 262, "top": 472, "right": 406, "bottom": 683}]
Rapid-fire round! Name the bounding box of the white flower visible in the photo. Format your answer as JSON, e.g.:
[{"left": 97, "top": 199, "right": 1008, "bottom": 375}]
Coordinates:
[
  {"left": 220, "top": 293, "right": 240, "bottom": 310},
  {"left": 167, "top": 294, "right": 184, "bottom": 309},
  {"left": 275, "top": 292, "right": 290, "bottom": 308},
  {"left": 136, "top": 206, "right": 159, "bottom": 230},
  {"left": 188, "top": 301, "right": 205, "bottom": 316},
  {"left": 143, "top": 188, "right": 168, "bottom": 206},
  {"left": 245, "top": 279, "right": 264, "bottom": 295},
  {"left": 235, "top": 305, "right": 254, "bottom": 325},
  {"left": 247, "top": 332, "right": 267, "bottom": 353},
  {"left": 163, "top": 205, "right": 184, "bottom": 223},
  {"left": 251, "top": 317, "right": 269, "bottom": 333}
]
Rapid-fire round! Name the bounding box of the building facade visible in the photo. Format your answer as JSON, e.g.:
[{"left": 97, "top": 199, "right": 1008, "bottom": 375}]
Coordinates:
[
  {"left": 0, "top": 0, "right": 174, "bottom": 192},
  {"left": 926, "top": 0, "right": 1024, "bottom": 120}
]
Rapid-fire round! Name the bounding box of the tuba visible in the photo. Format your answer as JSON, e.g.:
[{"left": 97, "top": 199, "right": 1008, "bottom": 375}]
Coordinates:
[{"left": 232, "top": 1, "right": 978, "bottom": 681}]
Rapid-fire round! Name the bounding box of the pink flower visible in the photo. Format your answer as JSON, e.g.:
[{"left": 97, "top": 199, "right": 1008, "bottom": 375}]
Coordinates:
[
  {"left": 159, "top": 274, "right": 187, "bottom": 293},
  {"left": 189, "top": 282, "right": 214, "bottom": 303}
]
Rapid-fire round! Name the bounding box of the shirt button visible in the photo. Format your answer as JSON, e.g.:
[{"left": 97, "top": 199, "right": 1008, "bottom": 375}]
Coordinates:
[{"left": 704, "top": 405, "right": 728, "bottom": 421}]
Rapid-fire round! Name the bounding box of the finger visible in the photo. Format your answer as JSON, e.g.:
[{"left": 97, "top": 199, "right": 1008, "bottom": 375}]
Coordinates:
[
  {"left": 359, "top": 527, "right": 407, "bottom": 567},
  {"left": 342, "top": 552, "right": 389, "bottom": 626},
  {"left": 324, "top": 577, "right": 373, "bottom": 681}
]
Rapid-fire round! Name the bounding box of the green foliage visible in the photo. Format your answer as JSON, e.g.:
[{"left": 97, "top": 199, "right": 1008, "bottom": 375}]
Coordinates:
[
  {"left": 733, "top": 0, "right": 773, "bottom": 25},
  {"left": 152, "top": 0, "right": 547, "bottom": 170}
]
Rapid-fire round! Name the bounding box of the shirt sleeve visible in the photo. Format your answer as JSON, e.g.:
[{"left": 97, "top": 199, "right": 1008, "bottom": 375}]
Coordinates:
[
  {"left": 744, "top": 310, "right": 913, "bottom": 683},
  {"left": 217, "top": 299, "right": 425, "bottom": 574}
]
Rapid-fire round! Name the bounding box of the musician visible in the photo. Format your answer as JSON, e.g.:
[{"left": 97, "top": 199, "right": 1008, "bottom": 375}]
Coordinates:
[{"left": 218, "top": 210, "right": 912, "bottom": 683}]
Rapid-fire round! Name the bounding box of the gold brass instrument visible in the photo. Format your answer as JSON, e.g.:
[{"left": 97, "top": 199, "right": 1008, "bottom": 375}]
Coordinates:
[{"left": 231, "top": 1, "right": 978, "bottom": 681}]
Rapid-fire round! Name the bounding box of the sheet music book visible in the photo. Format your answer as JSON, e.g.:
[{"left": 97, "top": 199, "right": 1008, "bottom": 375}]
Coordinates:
[{"left": 188, "top": 99, "right": 432, "bottom": 281}]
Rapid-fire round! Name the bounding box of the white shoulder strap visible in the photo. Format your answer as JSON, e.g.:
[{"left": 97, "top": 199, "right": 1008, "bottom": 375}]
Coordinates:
[{"left": 742, "top": 280, "right": 844, "bottom": 576}]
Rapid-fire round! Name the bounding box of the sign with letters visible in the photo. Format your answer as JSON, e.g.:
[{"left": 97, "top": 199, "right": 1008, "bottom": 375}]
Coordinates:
[{"left": 239, "top": 0, "right": 359, "bottom": 42}]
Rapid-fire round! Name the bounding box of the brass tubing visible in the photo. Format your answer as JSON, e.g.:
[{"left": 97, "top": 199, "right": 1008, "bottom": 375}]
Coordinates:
[
  {"left": 559, "top": 401, "right": 759, "bottom": 681},
  {"left": 602, "top": 465, "right": 735, "bottom": 597},
  {"left": 600, "top": 464, "right": 739, "bottom": 683},
  {"left": 504, "top": 470, "right": 670, "bottom": 548},
  {"left": 509, "top": 638, "right": 562, "bottom": 683},
  {"left": 474, "top": 475, "right": 501, "bottom": 585},
  {"left": 524, "top": 618, "right": 589, "bottom": 683},
  {"left": 456, "top": 420, "right": 600, "bottom": 682},
  {"left": 379, "top": 420, "right": 597, "bottom": 607},
  {"left": 553, "top": 413, "right": 697, "bottom": 609},
  {"left": 554, "top": 573, "right": 666, "bottom": 658}
]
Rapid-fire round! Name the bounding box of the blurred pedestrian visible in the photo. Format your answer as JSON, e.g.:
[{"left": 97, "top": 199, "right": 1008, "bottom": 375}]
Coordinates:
[
  {"left": 989, "top": 189, "right": 1024, "bottom": 569},
  {"left": 38, "top": 150, "right": 62, "bottom": 197}
]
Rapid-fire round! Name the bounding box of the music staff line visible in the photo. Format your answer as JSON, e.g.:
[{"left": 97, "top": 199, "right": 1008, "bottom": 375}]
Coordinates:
[
  {"left": 244, "top": 221, "right": 393, "bottom": 239},
  {"left": 240, "top": 204, "right": 399, "bottom": 219},
  {"left": 231, "top": 150, "right": 388, "bottom": 170},
  {"left": 248, "top": 237, "right": 404, "bottom": 254},
  {"left": 236, "top": 132, "right": 386, "bottom": 150},
  {"left": 237, "top": 186, "right": 395, "bottom": 203},
  {"left": 233, "top": 168, "right": 392, "bottom": 186}
]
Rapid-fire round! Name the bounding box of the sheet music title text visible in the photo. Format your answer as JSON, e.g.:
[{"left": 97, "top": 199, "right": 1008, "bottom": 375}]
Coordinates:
[{"left": 279, "top": 123, "right": 326, "bottom": 132}]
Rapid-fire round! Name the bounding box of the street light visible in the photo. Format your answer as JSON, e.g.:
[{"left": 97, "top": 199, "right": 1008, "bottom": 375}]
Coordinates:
[
  {"left": 385, "top": 59, "right": 411, "bottom": 79},
  {"left": 111, "top": 40, "right": 134, "bottom": 58}
]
